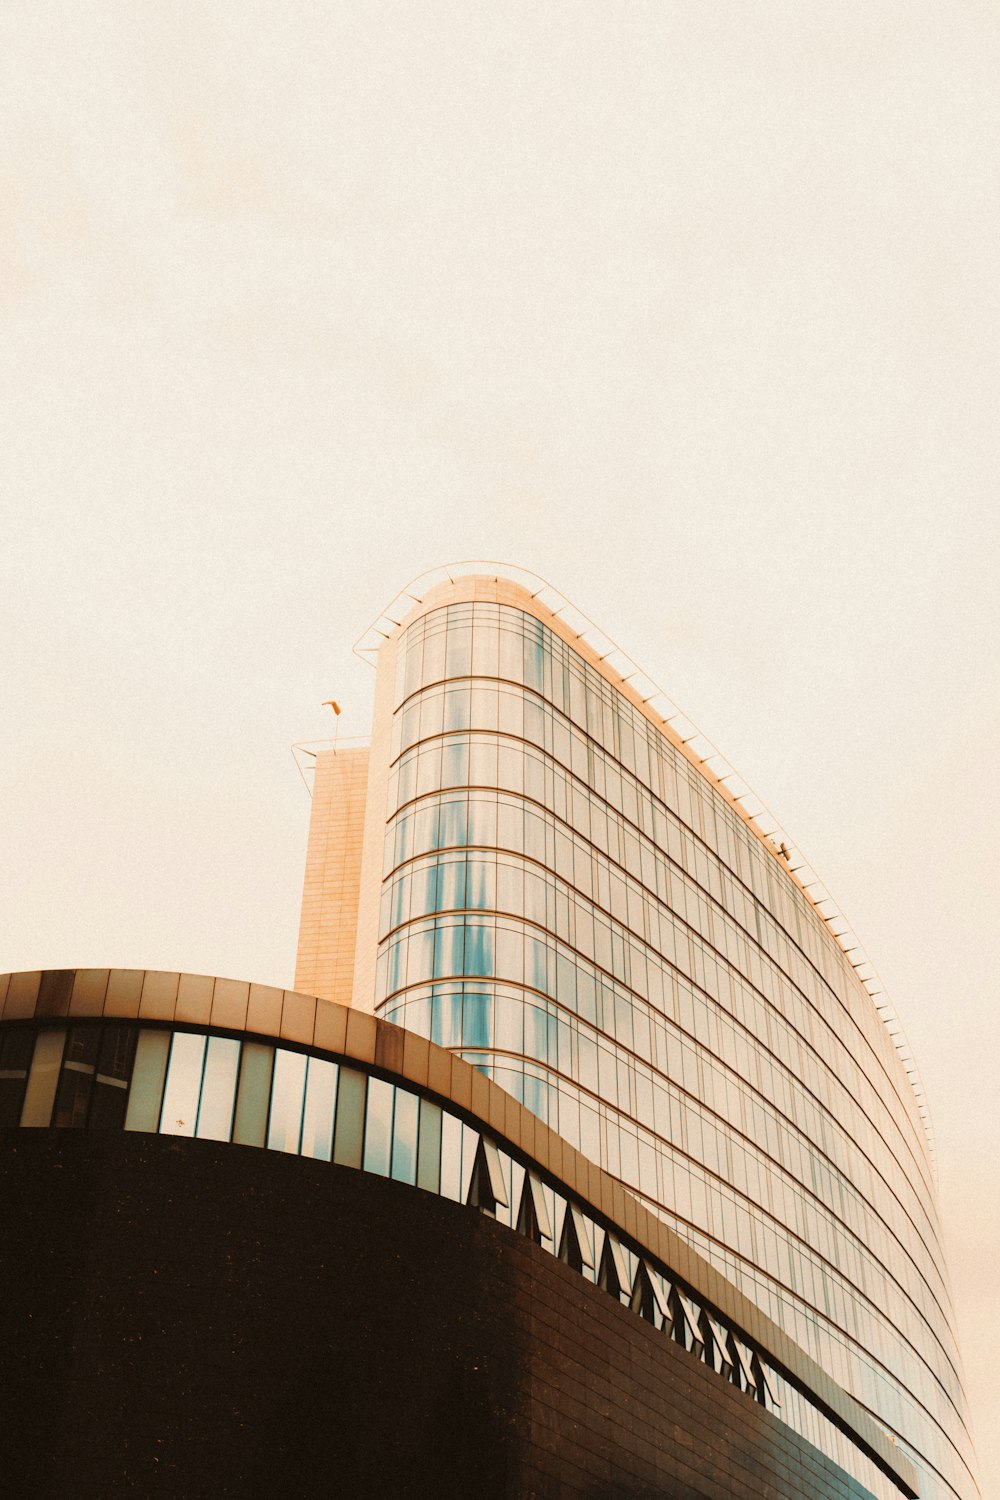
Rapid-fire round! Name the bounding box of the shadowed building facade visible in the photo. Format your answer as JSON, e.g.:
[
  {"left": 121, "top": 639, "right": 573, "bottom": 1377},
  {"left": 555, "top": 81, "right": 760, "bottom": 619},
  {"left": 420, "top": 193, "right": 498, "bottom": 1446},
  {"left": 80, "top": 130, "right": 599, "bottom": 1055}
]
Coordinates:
[{"left": 1, "top": 568, "right": 980, "bottom": 1498}]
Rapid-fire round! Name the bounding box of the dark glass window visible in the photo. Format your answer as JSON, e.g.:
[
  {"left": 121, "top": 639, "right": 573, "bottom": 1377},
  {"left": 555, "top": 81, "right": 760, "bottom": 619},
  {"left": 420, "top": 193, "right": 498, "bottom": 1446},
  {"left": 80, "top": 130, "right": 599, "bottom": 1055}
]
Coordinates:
[
  {"left": 467, "top": 1137, "right": 508, "bottom": 1217},
  {"left": 52, "top": 1025, "right": 101, "bottom": 1128},
  {"left": 90, "top": 1026, "right": 138, "bottom": 1129},
  {"left": 516, "top": 1172, "right": 547, "bottom": 1246},
  {"left": 0, "top": 1029, "right": 34, "bottom": 1128},
  {"left": 629, "top": 1262, "right": 658, "bottom": 1324},
  {"left": 598, "top": 1234, "right": 629, "bottom": 1302}
]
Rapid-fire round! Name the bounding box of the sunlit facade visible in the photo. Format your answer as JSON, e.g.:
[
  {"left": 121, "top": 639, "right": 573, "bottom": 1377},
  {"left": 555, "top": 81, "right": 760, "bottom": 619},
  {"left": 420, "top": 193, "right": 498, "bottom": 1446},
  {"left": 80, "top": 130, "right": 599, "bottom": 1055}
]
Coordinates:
[
  {"left": 337, "top": 571, "right": 978, "bottom": 1500},
  {"left": 2, "top": 567, "right": 980, "bottom": 1498}
]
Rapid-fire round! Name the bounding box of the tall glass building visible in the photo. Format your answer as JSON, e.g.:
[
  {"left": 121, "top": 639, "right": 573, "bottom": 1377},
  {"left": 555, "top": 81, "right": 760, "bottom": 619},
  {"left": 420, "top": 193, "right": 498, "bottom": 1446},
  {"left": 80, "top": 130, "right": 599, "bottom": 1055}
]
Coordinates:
[
  {"left": 295, "top": 567, "right": 979, "bottom": 1500},
  {"left": 2, "top": 565, "right": 980, "bottom": 1499}
]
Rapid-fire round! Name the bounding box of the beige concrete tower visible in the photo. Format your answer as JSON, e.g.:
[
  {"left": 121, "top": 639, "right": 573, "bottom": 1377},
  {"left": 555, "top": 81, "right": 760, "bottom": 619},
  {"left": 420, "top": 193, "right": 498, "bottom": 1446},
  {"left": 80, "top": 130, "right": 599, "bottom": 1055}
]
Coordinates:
[{"left": 293, "top": 745, "right": 369, "bottom": 1006}]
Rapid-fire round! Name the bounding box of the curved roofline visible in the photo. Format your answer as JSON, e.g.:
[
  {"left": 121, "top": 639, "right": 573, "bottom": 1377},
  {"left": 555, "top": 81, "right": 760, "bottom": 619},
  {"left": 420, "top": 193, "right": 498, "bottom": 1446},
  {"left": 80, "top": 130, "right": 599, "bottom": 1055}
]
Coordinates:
[{"left": 354, "top": 560, "right": 935, "bottom": 1177}]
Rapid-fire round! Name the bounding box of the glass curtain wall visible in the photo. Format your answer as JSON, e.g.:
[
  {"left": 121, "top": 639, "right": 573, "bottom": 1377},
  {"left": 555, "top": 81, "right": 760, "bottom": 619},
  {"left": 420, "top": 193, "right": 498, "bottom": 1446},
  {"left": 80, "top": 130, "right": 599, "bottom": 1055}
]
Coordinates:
[{"left": 373, "top": 597, "right": 978, "bottom": 1500}]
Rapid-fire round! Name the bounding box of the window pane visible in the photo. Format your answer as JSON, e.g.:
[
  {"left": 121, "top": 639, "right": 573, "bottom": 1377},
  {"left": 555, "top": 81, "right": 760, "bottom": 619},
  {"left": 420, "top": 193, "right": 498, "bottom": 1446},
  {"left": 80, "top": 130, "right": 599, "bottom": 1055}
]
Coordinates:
[
  {"left": 460, "top": 1123, "right": 479, "bottom": 1202},
  {"left": 333, "top": 1066, "right": 367, "bottom": 1168},
  {"left": 409, "top": 926, "right": 434, "bottom": 984},
  {"left": 196, "top": 1036, "right": 240, "bottom": 1142},
  {"left": 525, "top": 1005, "right": 550, "bottom": 1063},
  {"left": 160, "top": 1032, "right": 207, "bottom": 1137},
  {"left": 232, "top": 1042, "right": 274, "bottom": 1147},
  {"left": 53, "top": 1025, "right": 100, "bottom": 1128},
  {"left": 496, "top": 861, "right": 522, "bottom": 914},
  {"left": 464, "top": 922, "right": 494, "bottom": 977},
  {"left": 430, "top": 990, "right": 463, "bottom": 1049},
  {"left": 463, "top": 992, "right": 492, "bottom": 1048},
  {"left": 53, "top": 1072, "right": 94, "bottom": 1131},
  {"left": 416, "top": 863, "right": 439, "bottom": 917},
  {"left": 445, "top": 622, "right": 472, "bottom": 678},
  {"left": 391, "top": 1087, "right": 419, "bottom": 1184},
  {"left": 63, "top": 1026, "right": 99, "bottom": 1067},
  {"left": 416, "top": 1097, "right": 442, "bottom": 1193},
  {"left": 364, "top": 1077, "right": 394, "bottom": 1176},
  {"left": 439, "top": 797, "right": 468, "bottom": 848},
  {"left": 434, "top": 921, "right": 465, "bottom": 979},
  {"left": 443, "top": 684, "right": 470, "bottom": 731},
  {"left": 422, "top": 624, "right": 446, "bottom": 683},
  {"left": 124, "top": 1030, "right": 172, "bottom": 1133},
  {"left": 442, "top": 736, "right": 469, "bottom": 785},
  {"left": 495, "top": 993, "right": 523, "bottom": 1051},
  {"left": 268, "top": 1048, "right": 307, "bottom": 1154},
  {"left": 20, "top": 1028, "right": 66, "bottom": 1128},
  {"left": 439, "top": 858, "right": 467, "bottom": 913},
  {"left": 302, "top": 1057, "right": 337, "bottom": 1161},
  {"left": 90, "top": 1025, "right": 138, "bottom": 1130},
  {"left": 440, "top": 1110, "right": 463, "bottom": 1201},
  {"left": 580, "top": 1103, "right": 600, "bottom": 1164},
  {"left": 0, "top": 1028, "right": 34, "bottom": 1129}
]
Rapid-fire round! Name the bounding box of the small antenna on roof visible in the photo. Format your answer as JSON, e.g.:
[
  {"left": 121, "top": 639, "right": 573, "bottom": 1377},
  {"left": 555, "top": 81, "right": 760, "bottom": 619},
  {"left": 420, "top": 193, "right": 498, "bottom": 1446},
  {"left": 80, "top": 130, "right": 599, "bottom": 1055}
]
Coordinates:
[{"left": 321, "top": 700, "right": 342, "bottom": 747}]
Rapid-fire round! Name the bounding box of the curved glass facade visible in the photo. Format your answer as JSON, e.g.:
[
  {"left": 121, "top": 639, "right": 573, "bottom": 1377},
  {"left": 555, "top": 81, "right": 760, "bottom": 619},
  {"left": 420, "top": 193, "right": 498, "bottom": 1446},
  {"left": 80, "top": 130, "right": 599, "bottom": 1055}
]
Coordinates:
[{"left": 372, "top": 586, "right": 978, "bottom": 1500}]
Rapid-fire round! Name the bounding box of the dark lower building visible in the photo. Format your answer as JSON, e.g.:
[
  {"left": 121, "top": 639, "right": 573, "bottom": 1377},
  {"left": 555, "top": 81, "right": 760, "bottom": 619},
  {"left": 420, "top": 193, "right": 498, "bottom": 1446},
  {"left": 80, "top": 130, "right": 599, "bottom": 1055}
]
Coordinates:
[{"left": 2, "top": 967, "right": 920, "bottom": 1499}]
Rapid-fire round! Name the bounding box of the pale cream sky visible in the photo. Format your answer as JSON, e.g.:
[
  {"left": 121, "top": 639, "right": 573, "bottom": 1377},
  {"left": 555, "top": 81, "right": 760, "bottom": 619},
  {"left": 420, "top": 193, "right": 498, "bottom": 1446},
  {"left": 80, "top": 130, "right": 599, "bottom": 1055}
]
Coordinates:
[{"left": 1, "top": 4, "right": 997, "bottom": 1491}]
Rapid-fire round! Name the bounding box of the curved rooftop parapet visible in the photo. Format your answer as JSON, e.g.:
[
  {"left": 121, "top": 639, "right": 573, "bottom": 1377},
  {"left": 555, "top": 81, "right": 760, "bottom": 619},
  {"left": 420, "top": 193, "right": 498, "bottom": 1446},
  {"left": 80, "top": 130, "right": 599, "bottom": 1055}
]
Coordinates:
[{"left": 354, "top": 559, "right": 935, "bottom": 1175}]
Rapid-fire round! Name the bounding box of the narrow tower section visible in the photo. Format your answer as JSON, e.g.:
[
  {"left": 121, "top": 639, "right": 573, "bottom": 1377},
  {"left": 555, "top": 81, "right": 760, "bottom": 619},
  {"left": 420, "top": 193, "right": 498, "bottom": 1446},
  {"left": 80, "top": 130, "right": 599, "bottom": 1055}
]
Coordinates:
[{"left": 294, "top": 745, "right": 369, "bottom": 1006}]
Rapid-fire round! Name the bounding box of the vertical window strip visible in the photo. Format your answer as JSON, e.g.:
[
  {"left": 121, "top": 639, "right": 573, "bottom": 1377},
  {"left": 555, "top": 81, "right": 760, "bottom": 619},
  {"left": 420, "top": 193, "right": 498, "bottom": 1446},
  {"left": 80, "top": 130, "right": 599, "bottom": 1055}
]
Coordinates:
[
  {"left": 0, "top": 1028, "right": 35, "bottom": 1128},
  {"left": 416, "top": 1096, "right": 442, "bottom": 1193},
  {"left": 268, "top": 1048, "right": 308, "bottom": 1154},
  {"left": 363, "top": 1076, "right": 394, "bottom": 1176},
  {"left": 160, "top": 1032, "right": 208, "bottom": 1138},
  {"left": 302, "top": 1056, "right": 338, "bottom": 1161},
  {"left": 196, "top": 1036, "right": 241, "bottom": 1142},
  {"left": 52, "top": 1024, "right": 100, "bottom": 1128},
  {"left": 390, "top": 1086, "right": 419, "bottom": 1184},
  {"left": 332, "top": 1065, "right": 367, "bottom": 1168},
  {"left": 232, "top": 1041, "right": 274, "bottom": 1147},
  {"left": 91, "top": 1025, "right": 138, "bottom": 1130},
  {"left": 124, "top": 1030, "right": 172, "bottom": 1133},
  {"left": 19, "top": 1028, "right": 66, "bottom": 1127}
]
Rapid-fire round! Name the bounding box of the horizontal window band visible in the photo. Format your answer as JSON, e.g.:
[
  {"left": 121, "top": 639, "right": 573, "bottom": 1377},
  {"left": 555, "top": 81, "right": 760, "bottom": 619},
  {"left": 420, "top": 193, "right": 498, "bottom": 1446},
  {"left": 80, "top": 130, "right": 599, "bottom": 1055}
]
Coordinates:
[
  {"left": 376, "top": 927, "right": 946, "bottom": 1297},
  {"left": 382, "top": 773, "right": 927, "bottom": 1191},
  {"left": 379, "top": 845, "right": 929, "bottom": 1229}
]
